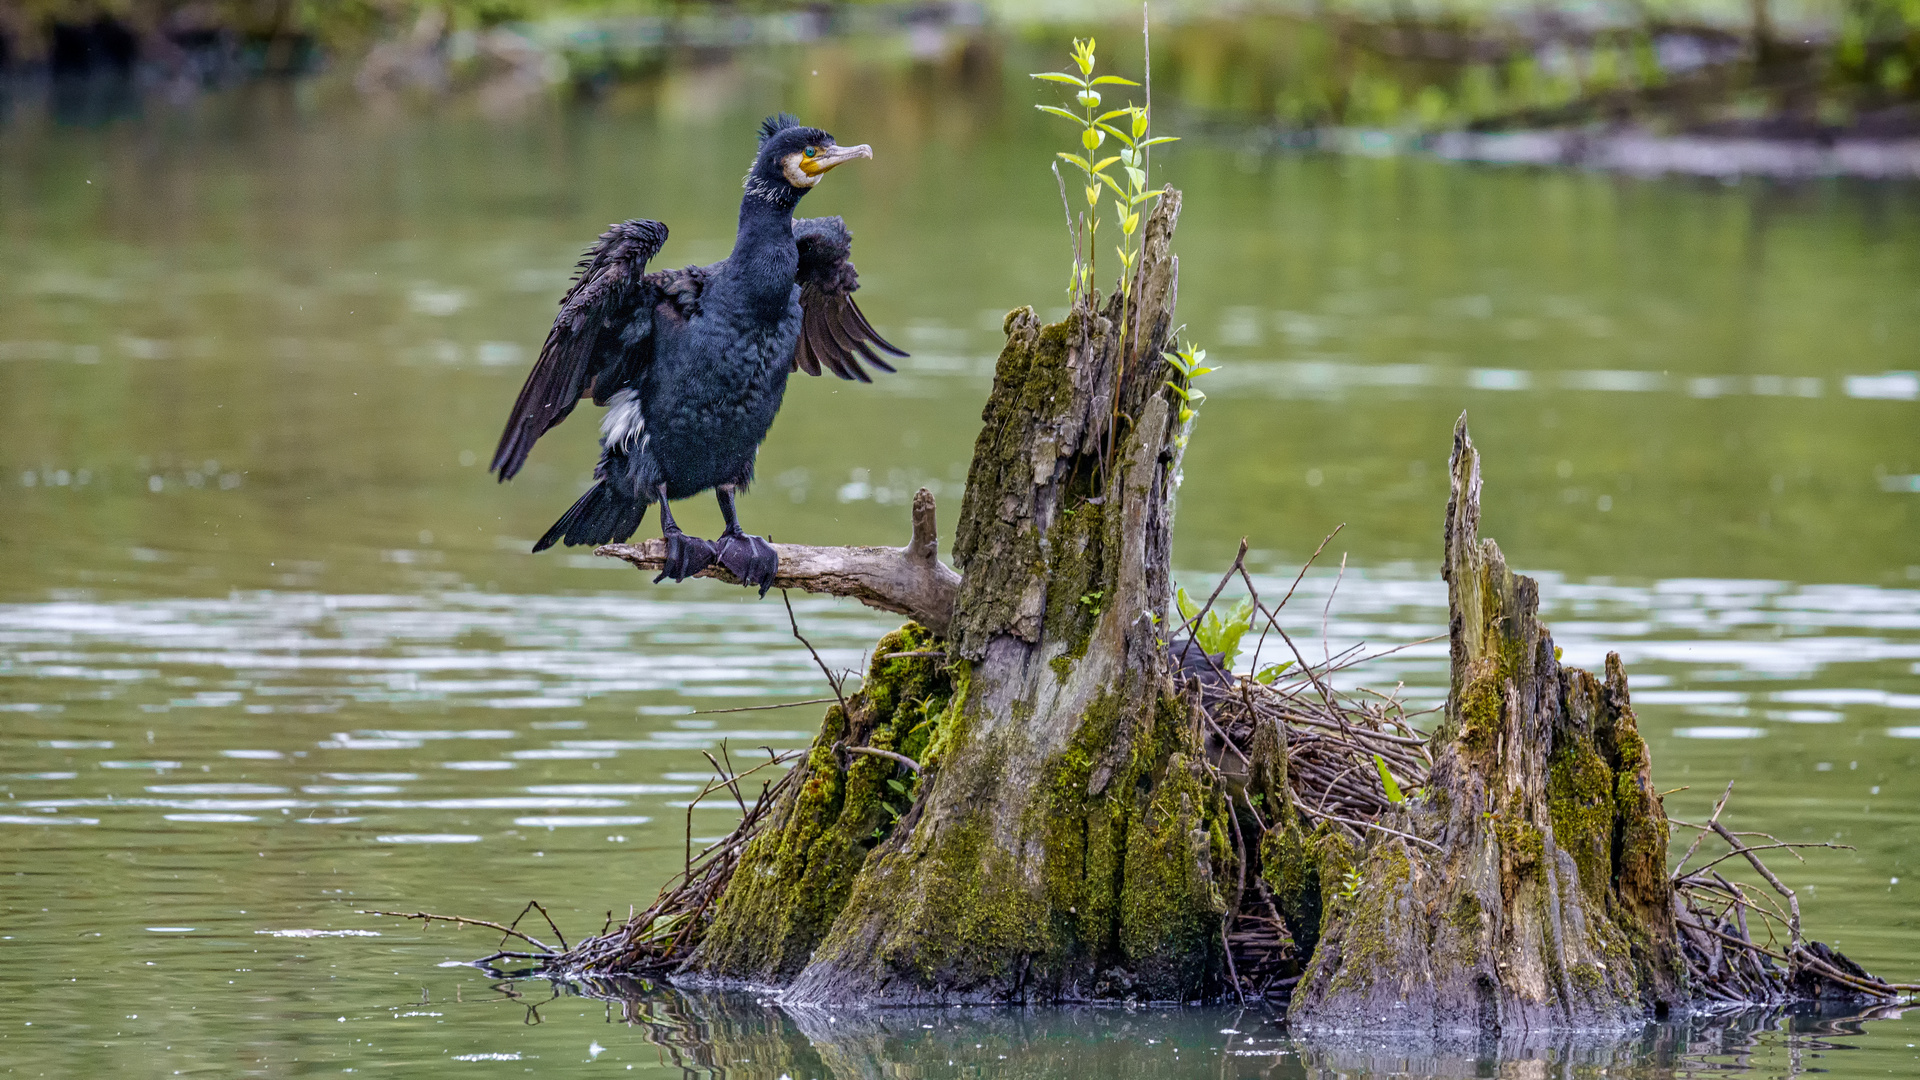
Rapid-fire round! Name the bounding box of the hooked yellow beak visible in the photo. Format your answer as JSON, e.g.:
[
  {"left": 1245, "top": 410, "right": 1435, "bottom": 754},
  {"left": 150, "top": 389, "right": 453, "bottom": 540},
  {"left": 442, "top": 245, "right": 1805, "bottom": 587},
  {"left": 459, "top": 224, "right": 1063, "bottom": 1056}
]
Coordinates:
[{"left": 799, "top": 143, "right": 872, "bottom": 177}]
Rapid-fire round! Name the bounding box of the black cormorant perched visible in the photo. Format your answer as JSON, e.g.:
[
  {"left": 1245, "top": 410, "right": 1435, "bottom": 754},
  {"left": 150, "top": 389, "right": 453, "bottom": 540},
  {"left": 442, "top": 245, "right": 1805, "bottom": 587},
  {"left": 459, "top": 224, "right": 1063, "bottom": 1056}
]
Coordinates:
[{"left": 490, "top": 114, "right": 906, "bottom": 595}]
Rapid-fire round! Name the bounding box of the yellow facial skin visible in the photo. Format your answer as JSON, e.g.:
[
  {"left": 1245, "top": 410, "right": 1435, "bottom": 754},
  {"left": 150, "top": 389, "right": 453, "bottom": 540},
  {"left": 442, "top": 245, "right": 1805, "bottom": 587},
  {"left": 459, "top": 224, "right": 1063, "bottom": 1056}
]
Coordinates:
[{"left": 782, "top": 143, "right": 873, "bottom": 188}]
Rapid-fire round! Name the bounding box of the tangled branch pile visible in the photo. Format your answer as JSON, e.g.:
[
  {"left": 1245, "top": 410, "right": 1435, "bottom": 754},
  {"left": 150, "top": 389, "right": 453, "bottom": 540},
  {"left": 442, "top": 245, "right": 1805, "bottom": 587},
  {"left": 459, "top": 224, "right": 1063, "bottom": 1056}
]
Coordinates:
[{"left": 1669, "top": 783, "right": 1918, "bottom": 1005}]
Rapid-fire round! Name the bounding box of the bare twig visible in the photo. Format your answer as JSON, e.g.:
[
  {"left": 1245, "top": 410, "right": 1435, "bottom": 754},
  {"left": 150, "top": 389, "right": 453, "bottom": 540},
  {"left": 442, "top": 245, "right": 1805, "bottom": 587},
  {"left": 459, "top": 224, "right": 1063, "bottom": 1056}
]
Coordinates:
[
  {"left": 1672, "top": 780, "right": 1736, "bottom": 878},
  {"left": 694, "top": 698, "right": 838, "bottom": 715},
  {"left": 846, "top": 746, "right": 923, "bottom": 775},
  {"left": 1322, "top": 551, "right": 1346, "bottom": 666},
  {"left": 1710, "top": 820, "right": 1802, "bottom": 946},
  {"left": 360, "top": 910, "right": 554, "bottom": 954},
  {"left": 783, "top": 588, "right": 847, "bottom": 714},
  {"left": 1688, "top": 841, "right": 1852, "bottom": 877},
  {"left": 1292, "top": 799, "right": 1442, "bottom": 851},
  {"left": 509, "top": 900, "right": 568, "bottom": 954}
]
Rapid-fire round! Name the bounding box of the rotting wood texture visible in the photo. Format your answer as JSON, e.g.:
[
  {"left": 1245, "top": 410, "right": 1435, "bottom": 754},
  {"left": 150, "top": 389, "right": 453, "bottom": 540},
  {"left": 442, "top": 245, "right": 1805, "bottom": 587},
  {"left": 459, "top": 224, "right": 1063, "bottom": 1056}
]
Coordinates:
[{"left": 1286, "top": 413, "right": 1684, "bottom": 1034}]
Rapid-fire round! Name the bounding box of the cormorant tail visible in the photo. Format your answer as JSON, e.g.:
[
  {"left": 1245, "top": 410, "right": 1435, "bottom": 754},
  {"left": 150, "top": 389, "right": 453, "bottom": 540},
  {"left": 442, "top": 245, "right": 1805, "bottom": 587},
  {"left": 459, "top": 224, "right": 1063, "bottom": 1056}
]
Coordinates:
[{"left": 533, "top": 482, "right": 649, "bottom": 553}]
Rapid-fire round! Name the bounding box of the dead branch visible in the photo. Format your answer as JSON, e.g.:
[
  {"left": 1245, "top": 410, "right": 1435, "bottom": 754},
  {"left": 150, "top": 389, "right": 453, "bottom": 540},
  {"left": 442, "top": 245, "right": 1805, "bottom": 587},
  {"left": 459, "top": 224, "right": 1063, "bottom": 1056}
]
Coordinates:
[{"left": 598, "top": 487, "right": 959, "bottom": 636}]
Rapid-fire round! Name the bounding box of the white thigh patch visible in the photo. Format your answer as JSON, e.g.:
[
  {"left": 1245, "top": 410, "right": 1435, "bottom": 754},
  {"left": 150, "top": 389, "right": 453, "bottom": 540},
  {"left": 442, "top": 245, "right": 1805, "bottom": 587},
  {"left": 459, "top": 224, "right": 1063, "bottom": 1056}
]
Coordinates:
[{"left": 600, "top": 388, "right": 645, "bottom": 450}]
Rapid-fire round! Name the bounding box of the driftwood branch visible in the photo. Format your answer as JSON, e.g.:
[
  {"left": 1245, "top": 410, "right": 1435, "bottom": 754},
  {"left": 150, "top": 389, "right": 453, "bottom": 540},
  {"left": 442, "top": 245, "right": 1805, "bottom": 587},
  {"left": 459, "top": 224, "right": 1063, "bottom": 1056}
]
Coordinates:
[{"left": 596, "top": 487, "right": 961, "bottom": 636}]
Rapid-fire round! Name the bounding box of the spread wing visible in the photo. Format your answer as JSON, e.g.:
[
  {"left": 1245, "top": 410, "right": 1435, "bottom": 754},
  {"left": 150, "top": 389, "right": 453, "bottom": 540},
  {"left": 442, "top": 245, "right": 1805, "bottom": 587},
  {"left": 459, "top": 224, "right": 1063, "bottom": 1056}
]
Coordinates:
[
  {"left": 491, "top": 219, "right": 668, "bottom": 480},
  {"left": 791, "top": 216, "right": 907, "bottom": 383}
]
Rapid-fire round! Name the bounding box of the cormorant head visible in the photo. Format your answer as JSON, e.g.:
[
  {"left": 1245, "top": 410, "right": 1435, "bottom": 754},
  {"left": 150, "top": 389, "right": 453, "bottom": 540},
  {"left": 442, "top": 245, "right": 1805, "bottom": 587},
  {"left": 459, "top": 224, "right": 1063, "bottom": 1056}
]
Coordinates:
[{"left": 745, "top": 113, "right": 871, "bottom": 206}]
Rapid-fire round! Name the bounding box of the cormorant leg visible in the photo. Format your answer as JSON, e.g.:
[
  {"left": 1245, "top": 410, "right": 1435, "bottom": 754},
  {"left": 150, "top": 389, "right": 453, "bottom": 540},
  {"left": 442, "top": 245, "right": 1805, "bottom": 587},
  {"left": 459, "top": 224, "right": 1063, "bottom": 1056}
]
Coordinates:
[
  {"left": 712, "top": 484, "right": 779, "bottom": 597},
  {"left": 653, "top": 485, "right": 718, "bottom": 584}
]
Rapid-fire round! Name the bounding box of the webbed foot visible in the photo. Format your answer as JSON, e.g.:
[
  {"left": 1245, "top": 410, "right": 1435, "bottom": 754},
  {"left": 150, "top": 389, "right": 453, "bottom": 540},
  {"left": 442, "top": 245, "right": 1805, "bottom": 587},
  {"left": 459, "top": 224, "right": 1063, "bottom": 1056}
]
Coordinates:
[
  {"left": 653, "top": 528, "right": 718, "bottom": 584},
  {"left": 715, "top": 531, "right": 779, "bottom": 597}
]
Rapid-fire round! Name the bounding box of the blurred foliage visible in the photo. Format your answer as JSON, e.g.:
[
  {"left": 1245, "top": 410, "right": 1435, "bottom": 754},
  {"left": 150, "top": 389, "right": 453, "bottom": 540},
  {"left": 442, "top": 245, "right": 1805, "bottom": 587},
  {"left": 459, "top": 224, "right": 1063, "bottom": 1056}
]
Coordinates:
[{"left": 1, "top": 0, "right": 1914, "bottom": 127}]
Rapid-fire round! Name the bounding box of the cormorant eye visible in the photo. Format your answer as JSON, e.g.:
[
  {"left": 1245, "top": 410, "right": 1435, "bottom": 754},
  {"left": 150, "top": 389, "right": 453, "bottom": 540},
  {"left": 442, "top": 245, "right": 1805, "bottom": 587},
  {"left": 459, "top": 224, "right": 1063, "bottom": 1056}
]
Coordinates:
[{"left": 804, "top": 147, "right": 817, "bottom": 158}]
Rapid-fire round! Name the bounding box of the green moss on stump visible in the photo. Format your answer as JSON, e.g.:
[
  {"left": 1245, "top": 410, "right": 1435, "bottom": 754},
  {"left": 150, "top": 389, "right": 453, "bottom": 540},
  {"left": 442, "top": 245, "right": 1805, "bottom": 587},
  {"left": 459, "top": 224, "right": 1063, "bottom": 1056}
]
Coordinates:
[
  {"left": 1259, "top": 819, "right": 1356, "bottom": 961},
  {"left": 692, "top": 623, "right": 952, "bottom": 982},
  {"left": 1322, "top": 844, "right": 1413, "bottom": 996},
  {"left": 1041, "top": 501, "right": 1111, "bottom": 680},
  {"left": 1547, "top": 741, "right": 1615, "bottom": 902},
  {"left": 1119, "top": 750, "right": 1230, "bottom": 999}
]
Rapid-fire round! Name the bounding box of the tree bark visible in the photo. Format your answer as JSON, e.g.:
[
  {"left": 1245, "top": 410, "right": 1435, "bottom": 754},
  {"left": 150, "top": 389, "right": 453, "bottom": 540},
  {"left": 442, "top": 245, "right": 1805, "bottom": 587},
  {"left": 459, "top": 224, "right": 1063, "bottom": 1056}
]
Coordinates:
[
  {"left": 1285, "top": 414, "right": 1683, "bottom": 1034},
  {"left": 682, "top": 189, "right": 1235, "bottom": 1004}
]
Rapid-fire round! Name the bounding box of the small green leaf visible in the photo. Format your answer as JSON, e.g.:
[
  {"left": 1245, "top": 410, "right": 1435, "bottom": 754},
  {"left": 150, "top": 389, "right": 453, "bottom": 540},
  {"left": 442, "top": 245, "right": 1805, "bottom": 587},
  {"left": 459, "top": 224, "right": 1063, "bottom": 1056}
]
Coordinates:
[
  {"left": 1035, "top": 105, "right": 1083, "bottom": 123},
  {"left": 1095, "top": 121, "right": 1136, "bottom": 147},
  {"left": 886, "top": 778, "right": 907, "bottom": 794},
  {"left": 1374, "top": 754, "right": 1405, "bottom": 804},
  {"left": 1140, "top": 136, "right": 1181, "bottom": 146},
  {"left": 1254, "top": 660, "right": 1294, "bottom": 685},
  {"left": 1175, "top": 585, "right": 1200, "bottom": 624},
  {"left": 1055, "top": 151, "right": 1093, "bottom": 172},
  {"left": 1089, "top": 75, "right": 1139, "bottom": 85},
  {"left": 1031, "top": 72, "right": 1087, "bottom": 86},
  {"left": 1096, "top": 108, "right": 1135, "bottom": 123}
]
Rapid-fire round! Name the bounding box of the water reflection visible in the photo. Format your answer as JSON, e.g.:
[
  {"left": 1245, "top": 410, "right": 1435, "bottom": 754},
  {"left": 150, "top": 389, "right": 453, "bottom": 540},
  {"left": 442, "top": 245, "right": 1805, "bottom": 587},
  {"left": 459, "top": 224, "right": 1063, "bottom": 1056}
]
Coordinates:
[{"left": 469, "top": 978, "right": 1916, "bottom": 1080}]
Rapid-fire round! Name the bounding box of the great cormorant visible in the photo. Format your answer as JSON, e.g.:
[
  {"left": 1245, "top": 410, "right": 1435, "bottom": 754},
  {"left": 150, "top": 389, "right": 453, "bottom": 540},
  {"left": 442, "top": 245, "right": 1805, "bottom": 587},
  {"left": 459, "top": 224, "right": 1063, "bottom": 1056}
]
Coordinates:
[{"left": 490, "top": 114, "right": 905, "bottom": 595}]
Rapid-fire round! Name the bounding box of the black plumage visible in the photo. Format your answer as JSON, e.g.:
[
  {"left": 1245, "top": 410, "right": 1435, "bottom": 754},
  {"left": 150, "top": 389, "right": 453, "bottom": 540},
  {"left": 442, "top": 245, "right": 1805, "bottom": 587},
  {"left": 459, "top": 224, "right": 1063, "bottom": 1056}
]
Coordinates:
[{"left": 490, "top": 114, "right": 905, "bottom": 594}]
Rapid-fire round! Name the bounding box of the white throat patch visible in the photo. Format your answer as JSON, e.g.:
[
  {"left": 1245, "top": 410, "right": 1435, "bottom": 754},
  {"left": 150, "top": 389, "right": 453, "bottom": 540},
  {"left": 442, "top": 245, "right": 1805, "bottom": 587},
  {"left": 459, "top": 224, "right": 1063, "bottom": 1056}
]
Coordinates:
[{"left": 782, "top": 153, "right": 821, "bottom": 188}]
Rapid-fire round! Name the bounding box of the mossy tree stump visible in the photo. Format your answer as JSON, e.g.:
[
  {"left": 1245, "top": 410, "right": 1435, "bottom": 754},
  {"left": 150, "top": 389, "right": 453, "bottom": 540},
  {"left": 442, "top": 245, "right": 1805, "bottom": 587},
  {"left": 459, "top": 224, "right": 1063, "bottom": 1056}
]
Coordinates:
[
  {"left": 1286, "top": 415, "right": 1684, "bottom": 1034},
  {"left": 685, "top": 190, "right": 1235, "bottom": 1004}
]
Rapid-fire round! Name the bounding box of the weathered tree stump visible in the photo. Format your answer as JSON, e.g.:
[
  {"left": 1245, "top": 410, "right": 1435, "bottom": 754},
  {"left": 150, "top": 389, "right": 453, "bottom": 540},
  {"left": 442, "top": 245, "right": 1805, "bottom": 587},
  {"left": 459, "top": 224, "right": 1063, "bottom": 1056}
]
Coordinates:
[
  {"left": 1285, "top": 415, "right": 1683, "bottom": 1033},
  {"left": 682, "top": 189, "right": 1235, "bottom": 1003}
]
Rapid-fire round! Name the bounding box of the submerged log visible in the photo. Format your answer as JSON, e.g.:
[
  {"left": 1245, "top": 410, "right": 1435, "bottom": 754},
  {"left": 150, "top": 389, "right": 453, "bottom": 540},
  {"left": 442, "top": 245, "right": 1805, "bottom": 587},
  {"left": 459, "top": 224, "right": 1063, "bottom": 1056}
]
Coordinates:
[{"left": 1285, "top": 414, "right": 1683, "bottom": 1033}]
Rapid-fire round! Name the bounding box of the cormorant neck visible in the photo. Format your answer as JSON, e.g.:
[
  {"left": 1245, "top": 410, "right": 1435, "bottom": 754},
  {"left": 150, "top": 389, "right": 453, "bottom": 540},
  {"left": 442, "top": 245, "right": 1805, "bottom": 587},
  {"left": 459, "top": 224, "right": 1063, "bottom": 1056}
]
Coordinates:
[
  {"left": 736, "top": 178, "right": 801, "bottom": 237},
  {"left": 722, "top": 183, "right": 802, "bottom": 305},
  {"left": 729, "top": 183, "right": 800, "bottom": 256}
]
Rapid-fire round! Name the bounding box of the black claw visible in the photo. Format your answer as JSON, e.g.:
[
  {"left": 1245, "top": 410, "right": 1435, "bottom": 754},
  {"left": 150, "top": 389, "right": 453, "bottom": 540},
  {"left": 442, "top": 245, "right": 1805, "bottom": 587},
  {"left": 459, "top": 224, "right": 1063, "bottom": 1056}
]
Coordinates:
[
  {"left": 716, "top": 531, "right": 780, "bottom": 597},
  {"left": 654, "top": 528, "right": 718, "bottom": 583}
]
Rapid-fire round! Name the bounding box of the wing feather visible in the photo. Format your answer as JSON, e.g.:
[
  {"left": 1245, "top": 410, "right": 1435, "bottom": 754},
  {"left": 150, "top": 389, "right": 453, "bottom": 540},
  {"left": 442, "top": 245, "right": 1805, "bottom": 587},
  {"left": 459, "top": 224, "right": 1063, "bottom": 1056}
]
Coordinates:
[
  {"left": 791, "top": 215, "right": 906, "bottom": 383},
  {"left": 491, "top": 219, "right": 667, "bottom": 480},
  {"left": 793, "top": 331, "right": 822, "bottom": 377},
  {"left": 829, "top": 302, "right": 896, "bottom": 374}
]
